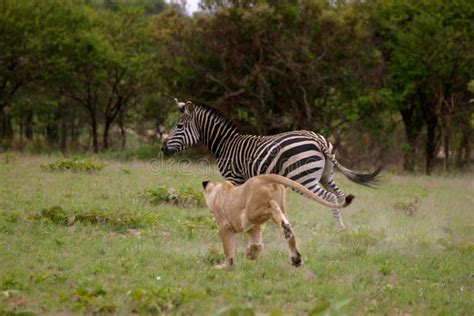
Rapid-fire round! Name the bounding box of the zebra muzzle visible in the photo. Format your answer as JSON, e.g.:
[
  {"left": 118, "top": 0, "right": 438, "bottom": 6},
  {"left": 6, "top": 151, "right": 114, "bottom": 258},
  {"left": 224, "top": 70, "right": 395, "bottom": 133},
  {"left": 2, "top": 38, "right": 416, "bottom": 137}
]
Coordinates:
[{"left": 161, "top": 141, "right": 174, "bottom": 156}]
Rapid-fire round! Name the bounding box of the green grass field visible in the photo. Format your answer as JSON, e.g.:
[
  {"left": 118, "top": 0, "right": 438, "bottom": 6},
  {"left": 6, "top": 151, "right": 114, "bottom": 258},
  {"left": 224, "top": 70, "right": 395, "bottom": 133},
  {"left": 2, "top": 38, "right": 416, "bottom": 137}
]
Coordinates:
[{"left": 0, "top": 154, "right": 473, "bottom": 315}]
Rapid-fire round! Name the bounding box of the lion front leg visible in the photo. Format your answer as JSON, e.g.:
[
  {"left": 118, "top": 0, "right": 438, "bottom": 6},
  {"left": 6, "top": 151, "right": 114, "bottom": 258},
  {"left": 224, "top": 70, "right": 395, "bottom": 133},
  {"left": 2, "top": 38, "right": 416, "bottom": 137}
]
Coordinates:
[
  {"left": 245, "top": 226, "right": 263, "bottom": 260},
  {"left": 215, "top": 227, "right": 236, "bottom": 269}
]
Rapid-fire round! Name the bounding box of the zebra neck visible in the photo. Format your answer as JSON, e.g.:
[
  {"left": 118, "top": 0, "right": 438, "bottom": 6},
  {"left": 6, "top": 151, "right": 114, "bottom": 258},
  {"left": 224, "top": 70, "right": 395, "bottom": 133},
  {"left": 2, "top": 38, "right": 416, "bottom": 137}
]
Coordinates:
[
  {"left": 201, "top": 125, "right": 239, "bottom": 158},
  {"left": 195, "top": 107, "right": 239, "bottom": 158}
]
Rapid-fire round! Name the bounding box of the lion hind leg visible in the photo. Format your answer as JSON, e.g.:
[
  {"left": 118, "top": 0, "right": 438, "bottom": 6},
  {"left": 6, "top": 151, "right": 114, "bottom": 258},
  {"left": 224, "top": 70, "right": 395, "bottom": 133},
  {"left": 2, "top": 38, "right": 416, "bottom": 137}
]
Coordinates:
[{"left": 269, "top": 201, "right": 302, "bottom": 267}]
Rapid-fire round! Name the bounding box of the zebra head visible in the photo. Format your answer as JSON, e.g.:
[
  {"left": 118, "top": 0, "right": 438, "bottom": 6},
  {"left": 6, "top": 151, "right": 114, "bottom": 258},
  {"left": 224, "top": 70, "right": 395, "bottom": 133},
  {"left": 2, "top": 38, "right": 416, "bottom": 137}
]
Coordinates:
[{"left": 161, "top": 100, "right": 200, "bottom": 156}]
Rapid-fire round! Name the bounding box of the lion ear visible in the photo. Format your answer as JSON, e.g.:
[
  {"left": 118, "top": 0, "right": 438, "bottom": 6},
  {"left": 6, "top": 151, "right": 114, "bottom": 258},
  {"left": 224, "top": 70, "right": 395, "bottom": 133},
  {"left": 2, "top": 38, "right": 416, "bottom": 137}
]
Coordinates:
[{"left": 202, "top": 180, "right": 210, "bottom": 189}]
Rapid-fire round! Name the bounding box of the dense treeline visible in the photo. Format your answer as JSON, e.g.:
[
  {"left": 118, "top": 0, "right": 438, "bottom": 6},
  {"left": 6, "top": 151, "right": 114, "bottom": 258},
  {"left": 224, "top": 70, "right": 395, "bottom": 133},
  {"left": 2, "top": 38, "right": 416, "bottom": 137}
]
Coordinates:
[{"left": 0, "top": 0, "right": 472, "bottom": 173}]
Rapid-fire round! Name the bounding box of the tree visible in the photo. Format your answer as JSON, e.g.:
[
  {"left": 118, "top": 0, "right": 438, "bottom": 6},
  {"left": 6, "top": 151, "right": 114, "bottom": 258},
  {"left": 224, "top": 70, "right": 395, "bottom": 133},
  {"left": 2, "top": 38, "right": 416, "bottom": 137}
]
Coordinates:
[
  {"left": 0, "top": 0, "right": 58, "bottom": 142},
  {"left": 373, "top": 0, "right": 474, "bottom": 174},
  {"left": 98, "top": 5, "right": 153, "bottom": 150},
  {"left": 154, "top": 0, "right": 382, "bottom": 140}
]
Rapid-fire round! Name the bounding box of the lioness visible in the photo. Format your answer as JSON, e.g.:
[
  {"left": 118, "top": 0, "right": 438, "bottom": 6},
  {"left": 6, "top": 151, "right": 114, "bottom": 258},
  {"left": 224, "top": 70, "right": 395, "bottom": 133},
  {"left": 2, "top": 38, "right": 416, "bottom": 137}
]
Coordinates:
[{"left": 202, "top": 174, "right": 354, "bottom": 269}]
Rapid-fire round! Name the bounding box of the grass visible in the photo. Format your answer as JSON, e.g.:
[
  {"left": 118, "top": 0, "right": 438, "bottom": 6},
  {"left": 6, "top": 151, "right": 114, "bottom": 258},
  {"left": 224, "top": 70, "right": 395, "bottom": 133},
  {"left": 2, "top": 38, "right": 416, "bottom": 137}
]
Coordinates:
[{"left": 0, "top": 154, "right": 473, "bottom": 315}]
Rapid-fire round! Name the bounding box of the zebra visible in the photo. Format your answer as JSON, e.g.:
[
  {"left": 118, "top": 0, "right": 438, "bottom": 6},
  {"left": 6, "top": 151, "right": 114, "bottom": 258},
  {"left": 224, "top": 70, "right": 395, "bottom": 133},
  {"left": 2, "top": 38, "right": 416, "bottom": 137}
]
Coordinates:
[{"left": 161, "top": 100, "right": 381, "bottom": 229}]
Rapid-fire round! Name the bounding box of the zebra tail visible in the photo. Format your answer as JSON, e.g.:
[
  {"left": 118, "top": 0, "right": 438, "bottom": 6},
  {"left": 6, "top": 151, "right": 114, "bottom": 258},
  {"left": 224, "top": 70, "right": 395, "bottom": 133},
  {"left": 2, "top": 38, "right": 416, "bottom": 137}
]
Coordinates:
[
  {"left": 336, "top": 164, "right": 383, "bottom": 188},
  {"left": 258, "top": 174, "right": 353, "bottom": 208},
  {"left": 309, "top": 132, "right": 382, "bottom": 188}
]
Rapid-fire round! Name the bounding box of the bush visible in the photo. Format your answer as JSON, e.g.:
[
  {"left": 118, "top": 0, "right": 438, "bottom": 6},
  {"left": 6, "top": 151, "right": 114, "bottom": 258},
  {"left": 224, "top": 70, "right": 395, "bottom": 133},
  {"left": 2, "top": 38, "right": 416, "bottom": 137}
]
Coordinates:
[
  {"left": 128, "top": 285, "right": 203, "bottom": 314},
  {"left": 144, "top": 185, "right": 205, "bottom": 207},
  {"left": 34, "top": 206, "right": 159, "bottom": 231},
  {"left": 41, "top": 157, "right": 105, "bottom": 172},
  {"left": 339, "top": 228, "right": 385, "bottom": 256}
]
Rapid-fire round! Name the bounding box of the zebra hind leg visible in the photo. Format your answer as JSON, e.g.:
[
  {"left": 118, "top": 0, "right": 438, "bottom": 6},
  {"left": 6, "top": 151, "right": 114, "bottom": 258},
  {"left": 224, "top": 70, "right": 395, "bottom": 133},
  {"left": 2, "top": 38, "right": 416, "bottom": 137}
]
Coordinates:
[{"left": 313, "top": 183, "right": 347, "bottom": 230}]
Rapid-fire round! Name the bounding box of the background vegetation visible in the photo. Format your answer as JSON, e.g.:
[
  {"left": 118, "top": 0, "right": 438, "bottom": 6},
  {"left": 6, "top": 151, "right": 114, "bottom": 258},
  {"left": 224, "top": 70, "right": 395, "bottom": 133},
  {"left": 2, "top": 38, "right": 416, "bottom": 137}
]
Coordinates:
[{"left": 0, "top": 0, "right": 472, "bottom": 173}]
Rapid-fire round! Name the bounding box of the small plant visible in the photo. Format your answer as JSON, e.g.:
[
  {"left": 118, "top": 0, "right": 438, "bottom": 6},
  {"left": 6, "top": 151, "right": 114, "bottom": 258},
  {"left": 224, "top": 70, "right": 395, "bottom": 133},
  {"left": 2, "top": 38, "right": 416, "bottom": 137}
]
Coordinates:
[
  {"left": 309, "top": 298, "right": 351, "bottom": 316},
  {"left": 2, "top": 152, "right": 19, "bottom": 164},
  {"left": 72, "top": 286, "right": 116, "bottom": 313},
  {"left": 203, "top": 247, "right": 224, "bottom": 266},
  {"left": 35, "top": 206, "right": 69, "bottom": 225},
  {"left": 180, "top": 215, "right": 216, "bottom": 239},
  {"left": 0, "top": 210, "right": 22, "bottom": 223},
  {"left": 41, "top": 157, "right": 104, "bottom": 173},
  {"left": 0, "top": 274, "right": 22, "bottom": 291},
  {"left": 216, "top": 303, "right": 256, "bottom": 316},
  {"left": 145, "top": 185, "right": 205, "bottom": 207},
  {"left": 393, "top": 197, "right": 419, "bottom": 217},
  {"left": 339, "top": 228, "right": 385, "bottom": 256},
  {"left": 128, "top": 285, "right": 201, "bottom": 314},
  {"left": 34, "top": 206, "right": 159, "bottom": 230}
]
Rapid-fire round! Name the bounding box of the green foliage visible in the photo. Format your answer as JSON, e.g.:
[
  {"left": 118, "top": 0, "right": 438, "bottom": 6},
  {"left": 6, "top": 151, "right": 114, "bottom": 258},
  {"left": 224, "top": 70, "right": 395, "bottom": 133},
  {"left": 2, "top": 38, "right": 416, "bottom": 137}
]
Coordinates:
[
  {"left": 72, "top": 286, "right": 110, "bottom": 311},
  {"left": 180, "top": 215, "right": 216, "bottom": 239},
  {"left": 393, "top": 197, "right": 419, "bottom": 217},
  {"left": 0, "top": 0, "right": 472, "bottom": 173},
  {"left": 145, "top": 185, "right": 205, "bottom": 207},
  {"left": 0, "top": 274, "right": 22, "bottom": 291},
  {"left": 0, "top": 210, "right": 22, "bottom": 223},
  {"left": 41, "top": 157, "right": 105, "bottom": 172},
  {"left": 34, "top": 205, "right": 159, "bottom": 231},
  {"left": 128, "top": 285, "right": 202, "bottom": 313},
  {"left": 105, "top": 145, "right": 162, "bottom": 161},
  {"left": 309, "top": 298, "right": 351, "bottom": 316},
  {"left": 216, "top": 302, "right": 256, "bottom": 316},
  {"left": 1, "top": 152, "right": 18, "bottom": 164},
  {"left": 339, "top": 228, "right": 385, "bottom": 256}
]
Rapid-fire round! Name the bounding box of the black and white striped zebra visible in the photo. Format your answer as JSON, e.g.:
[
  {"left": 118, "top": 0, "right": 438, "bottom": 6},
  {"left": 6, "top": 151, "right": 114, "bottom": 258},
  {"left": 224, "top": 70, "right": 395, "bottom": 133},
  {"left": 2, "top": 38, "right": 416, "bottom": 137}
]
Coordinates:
[{"left": 162, "top": 100, "right": 381, "bottom": 229}]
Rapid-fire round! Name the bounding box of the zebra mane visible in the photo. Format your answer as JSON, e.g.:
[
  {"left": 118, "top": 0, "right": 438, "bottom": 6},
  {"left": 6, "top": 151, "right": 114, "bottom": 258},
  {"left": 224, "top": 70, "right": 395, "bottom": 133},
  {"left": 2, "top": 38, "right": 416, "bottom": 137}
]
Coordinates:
[{"left": 195, "top": 104, "right": 240, "bottom": 133}]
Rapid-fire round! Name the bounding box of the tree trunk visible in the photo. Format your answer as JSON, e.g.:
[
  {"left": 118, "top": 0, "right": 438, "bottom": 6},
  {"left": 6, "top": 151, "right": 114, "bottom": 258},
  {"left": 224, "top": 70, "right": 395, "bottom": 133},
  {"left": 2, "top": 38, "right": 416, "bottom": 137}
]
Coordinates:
[
  {"left": 90, "top": 111, "right": 99, "bottom": 153},
  {"left": 102, "top": 119, "right": 111, "bottom": 151},
  {"left": 24, "top": 111, "right": 33, "bottom": 140},
  {"left": 46, "top": 110, "right": 60, "bottom": 147},
  {"left": 118, "top": 109, "right": 126, "bottom": 149},
  {"left": 443, "top": 127, "right": 449, "bottom": 172},
  {"left": 400, "top": 103, "right": 423, "bottom": 172},
  {"left": 404, "top": 135, "right": 418, "bottom": 172},
  {"left": 60, "top": 107, "right": 67, "bottom": 152},
  {"left": 425, "top": 118, "right": 439, "bottom": 175},
  {"left": 1, "top": 110, "right": 14, "bottom": 143},
  {"left": 19, "top": 121, "right": 24, "bottom": 150},
  {"left": 456, "top": 126, "right": 471, "bottom": 169}
]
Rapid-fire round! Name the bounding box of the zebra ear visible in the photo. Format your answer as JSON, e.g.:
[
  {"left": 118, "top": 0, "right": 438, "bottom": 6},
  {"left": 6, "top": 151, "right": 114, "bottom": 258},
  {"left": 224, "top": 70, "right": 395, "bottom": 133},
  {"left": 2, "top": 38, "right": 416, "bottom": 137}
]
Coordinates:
[
  {"left": 175, "top": 98, "right": 186, "bottom": 112},
  {"left": 185, "top": 101, "right": 194, "bottom": 114}
]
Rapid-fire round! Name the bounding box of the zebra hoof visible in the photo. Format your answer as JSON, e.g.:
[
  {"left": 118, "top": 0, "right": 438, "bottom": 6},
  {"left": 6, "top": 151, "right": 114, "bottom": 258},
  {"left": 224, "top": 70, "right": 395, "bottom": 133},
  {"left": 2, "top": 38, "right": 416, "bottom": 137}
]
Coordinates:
[{"left": 336, "top": 225, "right": 347, "bottom": 232}]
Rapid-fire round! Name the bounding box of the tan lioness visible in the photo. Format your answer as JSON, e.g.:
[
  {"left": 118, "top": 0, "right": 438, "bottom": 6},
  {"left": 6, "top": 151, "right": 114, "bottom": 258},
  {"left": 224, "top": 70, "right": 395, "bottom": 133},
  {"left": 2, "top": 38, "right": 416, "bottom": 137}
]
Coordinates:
[{"left": 202, "top": 174, "right": 354, "bottom": 269}]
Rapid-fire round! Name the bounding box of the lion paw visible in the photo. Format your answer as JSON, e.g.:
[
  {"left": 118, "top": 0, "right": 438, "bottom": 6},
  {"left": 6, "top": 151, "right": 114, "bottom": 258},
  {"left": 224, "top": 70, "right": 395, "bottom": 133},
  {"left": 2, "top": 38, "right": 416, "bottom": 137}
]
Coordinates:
[{"left": 246, "top": 243, "right": 263, "bottom": 260}]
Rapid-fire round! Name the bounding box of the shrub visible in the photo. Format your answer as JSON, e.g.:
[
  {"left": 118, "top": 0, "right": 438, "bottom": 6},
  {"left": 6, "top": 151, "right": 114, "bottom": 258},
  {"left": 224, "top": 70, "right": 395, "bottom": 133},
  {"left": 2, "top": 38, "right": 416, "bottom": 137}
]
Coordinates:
[
  {"left": 128, "top": 286, "right": 203, "bottom": 314},
  {"left": 393, "top": 197, "right": 419, "bottom": 217},
  {"left": 145, "top": 185, "right": 205, "bottom": 207},
  {"left": 34, "top": 206, "right": 159, "bottom": 230},
  {"left": 180, "top": 215, "right": 216, "bottom": 239},
  {"left": 41, "top": 157, "right": 105, "bottom": 172},
  {"left": 339, "top": 228, "right": 385, "bottom": 256},
  {"left": 1, "top": 152, "right": 19, "bottom": 164}
]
